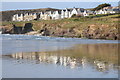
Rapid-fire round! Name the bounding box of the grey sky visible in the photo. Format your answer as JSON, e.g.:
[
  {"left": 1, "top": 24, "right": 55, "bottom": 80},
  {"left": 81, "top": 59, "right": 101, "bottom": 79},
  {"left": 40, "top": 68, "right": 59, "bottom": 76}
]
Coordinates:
[
  {"left": 1, "top": 2, "right": 119, "bottom": 11},
  {"left": 1, "top": 0, "right": 119, "bottom": 2}
]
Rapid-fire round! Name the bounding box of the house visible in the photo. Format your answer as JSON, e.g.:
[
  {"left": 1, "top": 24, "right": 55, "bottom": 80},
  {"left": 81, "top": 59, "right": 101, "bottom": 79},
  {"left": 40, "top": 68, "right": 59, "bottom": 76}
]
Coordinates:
[
  {"left": 96, "top": 6, "right": 120, "bottom": 15},
  {"left": 96, "top": 9, "right": 107, "bottom": 14},
  {"left": 52, "top": 11, "right": 61, "bottom": 19},
  {"left": 12, "top": 13, "right": 37, "bottom": 21},
  {"left": 40, "top": 12, "right": 51, "bottom": 20},
  {"left": 61, "top": 10, "right": 65, "bottom": 19},
  {"left": 83, "top": 10, "right": 89, "bottom": 16},
  {"left": 12, "top": 14, "right": 23, "bottom": 21},
  {"left": 12, "top": 6, "right": 119, "bottom": 21},
  {"left": 70, "top": 8, "right": 84, "bottom": 17},
  {"left": 12, "top": 7, "right": 85, "bottom": 21}
]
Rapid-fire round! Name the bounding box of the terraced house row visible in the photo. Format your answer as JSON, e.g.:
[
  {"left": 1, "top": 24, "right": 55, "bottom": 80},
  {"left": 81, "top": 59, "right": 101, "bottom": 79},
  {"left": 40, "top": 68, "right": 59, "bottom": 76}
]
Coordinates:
[
  {"left": 12, "top": 7, "right": 91, "bottom": 21},
  {"left": 12, "top": 6, "right": 119, "bottom": 21}
]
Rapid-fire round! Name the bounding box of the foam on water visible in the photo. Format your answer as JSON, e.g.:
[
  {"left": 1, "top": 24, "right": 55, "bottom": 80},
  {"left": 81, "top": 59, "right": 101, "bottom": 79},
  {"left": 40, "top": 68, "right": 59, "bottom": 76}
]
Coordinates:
[{"left": 1, "top": 34, "right": 119, "bottom": 43}]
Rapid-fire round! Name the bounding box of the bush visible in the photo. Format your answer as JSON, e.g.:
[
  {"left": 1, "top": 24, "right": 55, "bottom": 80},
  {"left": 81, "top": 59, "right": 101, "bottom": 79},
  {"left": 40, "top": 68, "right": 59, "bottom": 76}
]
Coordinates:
[
  {"left": 73, "top": 19, "right": 79, "bottom": 21},
  {"left": 86, "top": 13, "right": 117, "bottom": 18},
  {"left": 71, "top": 14, "right": 82, "bottom": 18},
  {"left": 92, "top": 3, "right": 111, "bottom": 11}
]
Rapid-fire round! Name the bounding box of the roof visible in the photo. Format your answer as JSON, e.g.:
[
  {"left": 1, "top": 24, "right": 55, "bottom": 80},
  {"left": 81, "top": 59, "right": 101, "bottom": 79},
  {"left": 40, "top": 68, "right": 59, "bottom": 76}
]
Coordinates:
[{"left": 62, "top": 8, "right": 84, "bottom": 12}]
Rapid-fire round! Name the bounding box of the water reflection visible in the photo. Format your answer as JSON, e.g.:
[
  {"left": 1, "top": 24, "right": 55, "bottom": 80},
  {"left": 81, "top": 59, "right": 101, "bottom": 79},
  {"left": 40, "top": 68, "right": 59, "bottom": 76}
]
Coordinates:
[{"left": 4, "top": 43, "right": 119, "bottom": 72}]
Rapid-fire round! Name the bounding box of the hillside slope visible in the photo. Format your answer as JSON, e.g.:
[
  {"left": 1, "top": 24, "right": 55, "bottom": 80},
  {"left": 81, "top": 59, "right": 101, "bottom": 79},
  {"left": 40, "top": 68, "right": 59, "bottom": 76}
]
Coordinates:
[
  {"left": 1, "top": 8, "right": 60, "bottom": 21},
  {"left": 1, "top": 14, "right": 120, "bottom": 40}
]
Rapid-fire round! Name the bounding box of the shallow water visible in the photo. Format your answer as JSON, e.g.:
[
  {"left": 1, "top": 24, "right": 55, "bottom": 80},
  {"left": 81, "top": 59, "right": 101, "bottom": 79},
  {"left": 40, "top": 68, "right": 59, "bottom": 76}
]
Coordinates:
[{"left": 1, "top": 34, "right": 119, "bottom": 78}]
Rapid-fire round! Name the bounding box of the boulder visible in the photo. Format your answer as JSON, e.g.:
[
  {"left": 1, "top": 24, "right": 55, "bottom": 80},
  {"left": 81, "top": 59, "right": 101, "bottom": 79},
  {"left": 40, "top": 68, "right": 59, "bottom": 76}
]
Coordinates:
[
  {"left": 39, "top": 28, "right": 50, "bottom": 36},
  {"left": 22, "top": 23, "right": 34, "bottom": 34}
]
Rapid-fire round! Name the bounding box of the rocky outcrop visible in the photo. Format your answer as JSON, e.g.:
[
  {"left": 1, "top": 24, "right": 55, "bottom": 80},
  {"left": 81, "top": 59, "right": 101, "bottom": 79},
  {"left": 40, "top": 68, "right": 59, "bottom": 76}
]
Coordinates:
[
  {"left": 1, "top": 23, "right": 34, "bottom": 34},
  {"left": 25, "top": 31, "right": 42, "bottom": 35},
  {"left": 38, "top": 24, "right": 119, "bottom": 40},
  {"left": 22, "top": 23, "right": 34, "bottom": 34},
  {"left": 0, "top": 26, "right": 12, "bottom": 34},
  {"left": 82, "top": 24, "right": 119, "bottom": 40},
  {"left": 39, "top": 28, "right": 50, "bottom": 36},
  {"left": 12, "top": 24, "right": 23, "bottom": 34},
  {"left": 1, "top": 23, "right": 119, "bottom": 40}
]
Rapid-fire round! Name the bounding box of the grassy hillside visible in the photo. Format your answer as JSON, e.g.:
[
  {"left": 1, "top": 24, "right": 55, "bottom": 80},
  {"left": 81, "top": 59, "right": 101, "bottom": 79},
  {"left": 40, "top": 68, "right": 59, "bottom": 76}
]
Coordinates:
[
  {"left": 2, "top": 13, "right": 119, "bottom": 29},
  {"left": 1, "top": 13, "right": 120, "bottom": 40}
]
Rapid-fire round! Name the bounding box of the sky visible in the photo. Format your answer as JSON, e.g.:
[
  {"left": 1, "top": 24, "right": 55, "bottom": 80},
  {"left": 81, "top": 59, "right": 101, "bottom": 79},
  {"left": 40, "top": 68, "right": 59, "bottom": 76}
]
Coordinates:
[
  {"left": 1, "top": 2, "right": 119, "bottom": 11},
  {"left": 1, "top": 0, "right": 120, "bottom": 2}
]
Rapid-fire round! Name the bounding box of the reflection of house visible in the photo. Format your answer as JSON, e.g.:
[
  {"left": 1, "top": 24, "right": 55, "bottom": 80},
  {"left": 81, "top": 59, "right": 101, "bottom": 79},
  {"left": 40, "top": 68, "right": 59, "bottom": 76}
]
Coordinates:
[
  {"left": 10, "top": 52, "right": 115, "bottom": 71},
  {"left": 69, "top": 59, "right": 77, "bottom": 69},
  {"left": 94, "top": 61, "right": 106, "bottom": 71},
  {"left": 10, "top": 52, "right": 79, "bottom": 69},
  {"left": 81, "top": 57, "right": 88, "bottom": 68}
]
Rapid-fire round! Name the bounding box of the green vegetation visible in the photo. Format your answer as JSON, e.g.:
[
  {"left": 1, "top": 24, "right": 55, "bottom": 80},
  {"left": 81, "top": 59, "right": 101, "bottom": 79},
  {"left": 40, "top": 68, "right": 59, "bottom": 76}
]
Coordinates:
[
  {"left": 92, "top": 3, "right": 111, "bottom": 11},
  {"left": 85, "top": 13, "right": 119, "bottom": 18},
  {"left": 1, "top": 13, "right": 119, "bottom": 40},
  {"left": 2, "top": 13, "right": 119, "bottom": 28}
]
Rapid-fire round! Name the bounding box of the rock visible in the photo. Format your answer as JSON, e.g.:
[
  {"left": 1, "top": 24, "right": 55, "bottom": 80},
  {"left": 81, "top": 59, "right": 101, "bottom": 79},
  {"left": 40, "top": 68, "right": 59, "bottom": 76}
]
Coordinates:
[
  {"left": 81, "top": 24, "right": 119, "bottom": 40},
  {"left": 22, "top": 23, "right": 34, "bottom": 34},
  {"left": 12, "top": 24, "right": 23, "bottom": 34},
  {"left": 1, "top": 22, "right": 119, "bottom": 40},
  {"left": 39, "top": 28, "right": 50, "bottom": 36},
  {"left": 25, "top": 31, "right": 42, "bottom": 35},
  {"left": 116, "top": 34, "right": 120, "bottom": 40},
  {"left": 107, "top": 33, "right": 117, "bottom": 40},
  {"left": 0, "top": 26, "right": 12, "bottom": 34}
]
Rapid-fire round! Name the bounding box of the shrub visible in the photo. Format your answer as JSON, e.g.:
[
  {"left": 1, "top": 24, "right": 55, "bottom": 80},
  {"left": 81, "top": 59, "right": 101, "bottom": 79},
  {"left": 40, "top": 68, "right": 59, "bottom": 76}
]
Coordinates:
[
  {"left": 71, "top": 14, "right": 82, "bottom": 18},
  {"left": 92, "top": 3, "right": 111, "bottom": 11}
]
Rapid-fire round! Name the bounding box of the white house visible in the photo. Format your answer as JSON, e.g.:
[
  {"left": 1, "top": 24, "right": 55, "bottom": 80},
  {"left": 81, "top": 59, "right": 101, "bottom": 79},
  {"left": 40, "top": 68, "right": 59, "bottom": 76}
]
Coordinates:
[
  {"left": 61, "top": 10, "right": 65, "bottom": 19},
  {"left": 52, "top": 11, "right": 61, "bottom": 19},
  {"left": 64, "top": 9, "right": 69, "bottom": 18},
  {"left": 83, "top": 10, "right": 89, "bottom": 16},
  {"left": 12, "top": 7, "right": 87, "bottom": 21},
  {"left": 96, "top": 6, "right": 120, "bottom": 15},
  {"left": 70, "top": 8, "right": 80, "bottom": 17},
  {"left": 12, "top": 13, "right": 37, "bottom": 21}
]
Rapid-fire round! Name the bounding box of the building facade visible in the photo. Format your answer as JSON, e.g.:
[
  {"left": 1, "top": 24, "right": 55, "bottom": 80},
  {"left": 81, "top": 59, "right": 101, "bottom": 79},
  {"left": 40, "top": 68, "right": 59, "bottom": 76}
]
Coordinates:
[
  {"left": 12, "top": 13, "right": 37, "bottom": 21},
  {"left": 12, "top": 6, "right": 119, "bottom": 21},
  {"left": 96, "top": 6, "right": 119, "bottom": 14},
  {"left": 12, "top": 8, "right": 87, "bottom": 21}
]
